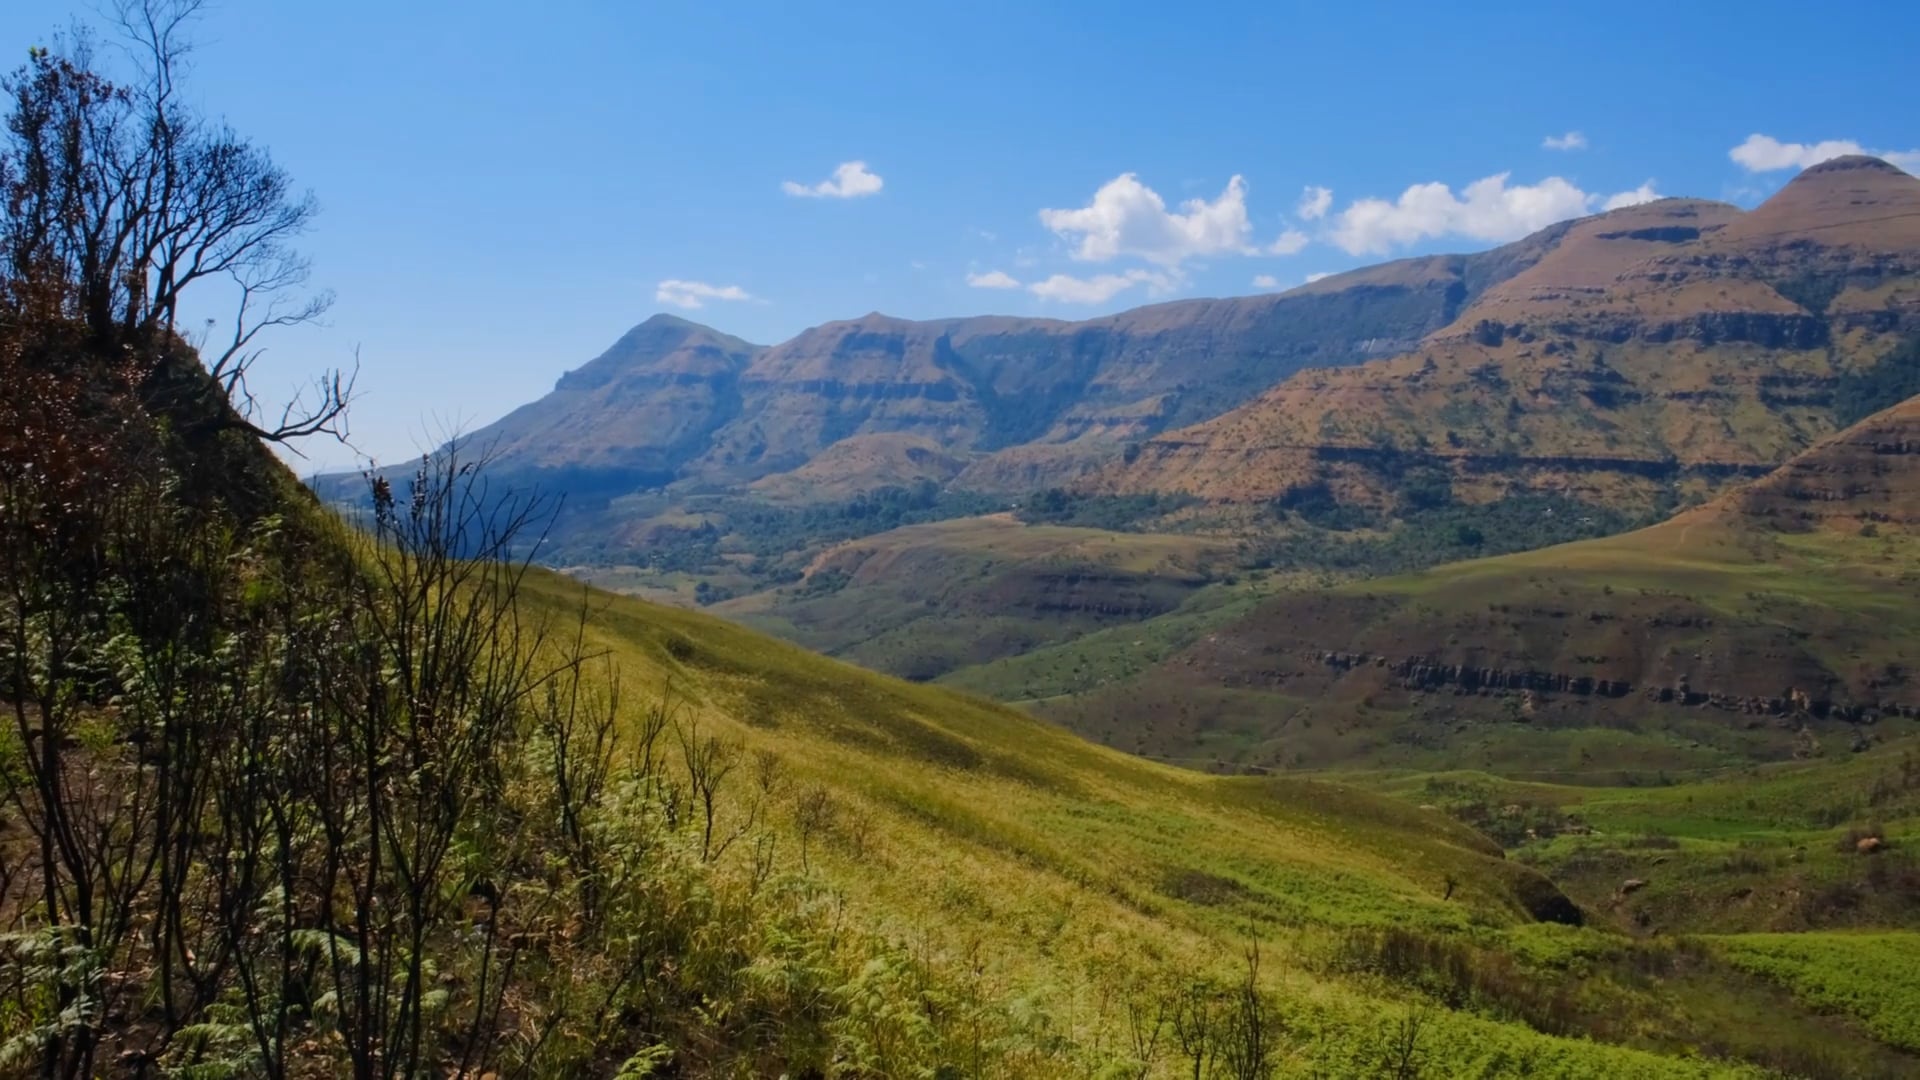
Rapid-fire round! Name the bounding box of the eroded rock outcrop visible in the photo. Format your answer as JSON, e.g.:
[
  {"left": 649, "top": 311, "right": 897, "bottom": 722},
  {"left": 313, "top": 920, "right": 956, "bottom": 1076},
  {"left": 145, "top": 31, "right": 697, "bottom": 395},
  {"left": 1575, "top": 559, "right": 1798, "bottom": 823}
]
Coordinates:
[{"left": 1304, "top": 648, "right": 1920, "bottom": 722}]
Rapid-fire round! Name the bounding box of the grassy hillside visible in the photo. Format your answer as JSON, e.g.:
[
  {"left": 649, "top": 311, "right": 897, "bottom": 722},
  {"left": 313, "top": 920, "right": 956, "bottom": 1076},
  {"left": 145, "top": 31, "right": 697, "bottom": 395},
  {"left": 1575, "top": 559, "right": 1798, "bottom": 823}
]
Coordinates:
[
  {"left": 706, "top": 514, "right": 1240, "bottom": 680},
  {"left": 1045, "top": 396, "right": 1920, "bottom": 776},
  {"left": 512, "top": 565, "right": 1920, "bottom": 1077},
  {"left": 1360, "top": 743, "right": 1920, "bottom": 1072},
  {"left": 555, "top": 480, "right": 1656, "bottom": 694},
  {"left": 20, "top": 420, "right": 1920, "bottom": 1075}
]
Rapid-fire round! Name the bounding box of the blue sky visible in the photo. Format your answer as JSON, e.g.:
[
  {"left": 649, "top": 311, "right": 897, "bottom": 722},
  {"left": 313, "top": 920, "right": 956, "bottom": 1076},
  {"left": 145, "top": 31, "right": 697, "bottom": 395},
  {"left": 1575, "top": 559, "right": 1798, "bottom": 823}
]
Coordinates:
[{"left": 3, "top": 1, "right": 1915, "bottom": 469}]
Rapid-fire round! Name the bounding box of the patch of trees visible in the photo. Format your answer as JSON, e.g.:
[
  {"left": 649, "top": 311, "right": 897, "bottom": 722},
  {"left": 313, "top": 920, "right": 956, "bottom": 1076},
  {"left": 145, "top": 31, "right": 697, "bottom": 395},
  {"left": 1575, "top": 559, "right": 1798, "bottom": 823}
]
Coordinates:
[
  {"left": 792, "top": 568, "right": 851, "bottom": 597},
  {"left": 1252, "top": 494, "right": 1648, "bottom": 576},
  {"left": 720, "top": 480, "right": 1005, "bottom": 559},
  {"left": 541, "top": 483, "right": 1008, "bottom": 585},
  {"left": 1275, "top": 481, "right": 1380, "bottom": 531},
  {"left": 1770, "top": 271, "right": 1845, "bottom": 317},
  {"left": 1015, "top": 488, "right": 1198, "bottom": 531},
  {"left": 1833, "top": 337, "right": 1920, "bottom": 428}
]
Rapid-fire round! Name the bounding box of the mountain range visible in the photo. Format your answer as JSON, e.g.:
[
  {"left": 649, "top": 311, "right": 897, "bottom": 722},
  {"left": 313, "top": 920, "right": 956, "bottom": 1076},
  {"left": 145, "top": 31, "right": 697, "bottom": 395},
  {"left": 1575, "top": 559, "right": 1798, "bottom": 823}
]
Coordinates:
[
  {"left": 435, "top": 156, "right": 1920, "bottom": 525},
  {"left": 315, "top": 156, "right": 1920, "bottom": 774},
  {"left": 1096, "top": 156, "right": 1920, "bottom": 514},
  {"left": 449, "top": 219, "right": 1566, "bottom": 498}
]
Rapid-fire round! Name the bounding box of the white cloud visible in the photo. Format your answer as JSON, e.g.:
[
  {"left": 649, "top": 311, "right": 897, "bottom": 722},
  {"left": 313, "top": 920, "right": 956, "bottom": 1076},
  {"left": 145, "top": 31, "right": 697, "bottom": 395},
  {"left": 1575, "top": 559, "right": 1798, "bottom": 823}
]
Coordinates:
[
  {"left": 1251, "top": 274, "right": 1281, "bottom": 289},
  {"left": 1027, "top": 268, "right": 1176, "bottom": 304},
  {"left": 1730, "top": 134, "right": 1860, "bottom": 172},
  {"left": 655, "top": 279, "right": 754, "bottom": 309},
  {"left": 1543, "top": 131, "right": 1587, "bottom": 151},
  {"left": 965, "top": 269, "right": 1021, "bottom": 289},
  {"left": 1327, "top": 172, "right": 1671, "bottom": 256},
  {"left": 1602, "top": 181, "right": 1661, "bottom": 211},
  {"left": 1304, "top": 271, "right": 1333, "bottom": 284},
  {"left": 1329, "top": 173, "right": 1590, "bottom": 255},
  {"left": 782, "top": 160, "right": 885, "bottom": 198},
  {"left": 1728, "top": 133, "right": 1920, "bottom": 174},
  {"left": 1268, "top": 228, "right": 1310, "bottom": 255},
  {"left": 1039, "top": 174, "right": 1252, "bottom": 266},
  {"left": 1297, "top": 185, "right": 1333, "bottom": 221}
]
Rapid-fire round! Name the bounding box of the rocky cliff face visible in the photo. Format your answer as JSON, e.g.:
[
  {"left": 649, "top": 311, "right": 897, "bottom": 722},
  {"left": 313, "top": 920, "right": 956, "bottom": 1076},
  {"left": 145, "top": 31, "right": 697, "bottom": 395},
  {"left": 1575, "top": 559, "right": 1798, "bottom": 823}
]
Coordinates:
[
  {"left": 1307, "top": 649, "right": 1915, "bottom": 722},
  {"left": 1094, "top": 158, "right": 1920, "bottom": 514}
]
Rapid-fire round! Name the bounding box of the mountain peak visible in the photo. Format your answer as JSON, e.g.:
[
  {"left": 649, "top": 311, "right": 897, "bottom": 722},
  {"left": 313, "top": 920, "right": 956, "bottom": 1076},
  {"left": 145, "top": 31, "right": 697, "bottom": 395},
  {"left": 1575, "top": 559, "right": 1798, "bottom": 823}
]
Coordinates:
[
  {"left": 1797, "top": 153, "right": 1911, "bottom": 178},
  {"left": 1714, "top": 151, "right": 1920, "bottom": 249},
  {"left": 638, "top": 312, "right": 708, "bottom": 331},
  {"left": 552, "top": 316, "right": 759, "bottom": 393},
  {"left": 1764, "top": 153, "right": 1920, "bottom": 201}
]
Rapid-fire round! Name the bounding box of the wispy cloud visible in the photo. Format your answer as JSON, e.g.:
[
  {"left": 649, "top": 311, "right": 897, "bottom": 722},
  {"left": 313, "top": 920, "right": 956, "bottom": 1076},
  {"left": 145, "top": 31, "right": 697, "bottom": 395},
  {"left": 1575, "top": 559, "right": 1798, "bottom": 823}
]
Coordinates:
[
  {"left": 965, "top": 269, "right": 1021, "bottom": 289},
  {"left": 1251, "top": 274, "right": 1281, "bottom": 289},
  {"left": 1268, "top": 228, "right": 1310, "bottom": 255},
  {"left": 1027, "top": 268, "right": 1177, "bottom": 304},
  {"left": 1542, "top": 131, "right": 1587, "bottom": 151},
  {"left": 1297, "top": 185, "right": 1333, "bottom": 221},
  {"left": 655, "top": 279, "right": 755, "bottom": 309},
  {"left": 782, "top": 160, "right": 885, "bottom": 198},
  {"left": 1304, "top": 271, "right": 1333, "bottom": 284}
]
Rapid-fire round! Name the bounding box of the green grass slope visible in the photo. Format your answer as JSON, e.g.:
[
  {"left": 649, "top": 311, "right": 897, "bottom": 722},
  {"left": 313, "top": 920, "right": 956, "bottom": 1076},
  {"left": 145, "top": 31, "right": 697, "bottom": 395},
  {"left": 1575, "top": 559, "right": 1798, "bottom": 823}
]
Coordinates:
[
  {"left": 1356, "top": 745, "right": 1920, "bottom": 1076},
  {"left": 706, "top": 514, "right": 1241, "bottom": 681},
  {"left": 511, "top": 566, "right": 1919, "bottom": 1076},
  {"left": 1375, "top": 737, "right": 1920, "bottom": 936}
]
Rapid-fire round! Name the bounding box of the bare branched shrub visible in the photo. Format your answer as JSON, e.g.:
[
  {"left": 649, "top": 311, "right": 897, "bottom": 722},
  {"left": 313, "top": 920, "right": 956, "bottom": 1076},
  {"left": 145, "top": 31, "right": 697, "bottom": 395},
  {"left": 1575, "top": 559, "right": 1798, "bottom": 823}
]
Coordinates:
[
  {"left": 1378, "top": 1006, "right": 1430, "bottom": 1080},
  {"left": 675, "top": 712, "right": 741, "bottom": 861},
  {"left": 1, "top": 0, "right": 349, "bottom": 445},
  {"left": 794, "top": 784, "right": 837, "bottom": 874}
]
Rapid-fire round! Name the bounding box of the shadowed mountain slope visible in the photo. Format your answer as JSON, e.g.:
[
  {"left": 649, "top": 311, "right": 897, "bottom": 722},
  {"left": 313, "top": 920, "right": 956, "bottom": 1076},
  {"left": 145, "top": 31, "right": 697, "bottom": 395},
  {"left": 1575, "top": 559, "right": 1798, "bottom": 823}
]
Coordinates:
[{"left": 459, "top": 314, "right": 767, "bottom": 495}]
